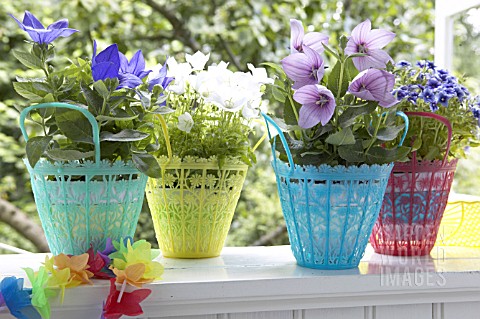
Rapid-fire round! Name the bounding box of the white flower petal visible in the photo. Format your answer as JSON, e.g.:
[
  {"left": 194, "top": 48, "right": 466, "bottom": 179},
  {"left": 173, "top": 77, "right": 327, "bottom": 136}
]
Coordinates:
[{"left": 177, "top": 112, "right": 194, "bottom": 133}]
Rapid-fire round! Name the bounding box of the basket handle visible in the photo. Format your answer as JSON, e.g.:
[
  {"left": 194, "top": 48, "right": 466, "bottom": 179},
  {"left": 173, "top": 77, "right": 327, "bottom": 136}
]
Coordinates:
[
  {"left": 261, "top": 113, "right": 295, "bottom": 175},
  {"left": 262, "top": 111, "right": 409, "bottom": 175},
  {"left": 19, "top": 102, "right": 101, "bottom": 165},
  {"left": 404, "top": 111, "right": 452, "bottom": 164}
]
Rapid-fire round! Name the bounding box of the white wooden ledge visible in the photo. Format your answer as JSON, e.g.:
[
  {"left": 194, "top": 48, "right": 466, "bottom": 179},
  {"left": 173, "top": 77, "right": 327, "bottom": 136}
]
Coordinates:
[{"left": 1, "top": 245, "right": 480, "bottom": 319}]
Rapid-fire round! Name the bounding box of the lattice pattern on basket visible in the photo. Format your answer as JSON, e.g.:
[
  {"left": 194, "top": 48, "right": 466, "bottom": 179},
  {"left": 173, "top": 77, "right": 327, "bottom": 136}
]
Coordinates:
[
  {"left": 435, "top": 197, "right": 480, "bottom": 247},
  {"left": 25, "top": 159, "right": 147, "bottom": 255},
  {"left": 370, "top": 159, "right": 457, "bottom": 256},
  {"left": 146, "top": 157, "right": 248, "bottom": 258},
  {"left": 274, "top": 159, "right": 393, "bottom": 269}
]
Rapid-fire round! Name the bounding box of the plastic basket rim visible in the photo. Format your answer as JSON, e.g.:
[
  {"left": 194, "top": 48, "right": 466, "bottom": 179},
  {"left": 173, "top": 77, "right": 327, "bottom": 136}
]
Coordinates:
[
  {"left": 23, "top": 158, "right": 143, "bottom": 175},
  {"left": 272, "top": 159, "right": 393, "bottom": 180},
  {"left": 154, "top": 155, "right": 249, "bottom": 171},
  {"left": 392, "top": 158, "right": 458, "bottom": 173}
]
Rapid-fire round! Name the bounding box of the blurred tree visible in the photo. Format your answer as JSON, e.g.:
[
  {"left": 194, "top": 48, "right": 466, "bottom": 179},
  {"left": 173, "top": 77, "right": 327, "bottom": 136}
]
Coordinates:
[{"left": 0, "top": 0, "right": 451, "bottom": 252}]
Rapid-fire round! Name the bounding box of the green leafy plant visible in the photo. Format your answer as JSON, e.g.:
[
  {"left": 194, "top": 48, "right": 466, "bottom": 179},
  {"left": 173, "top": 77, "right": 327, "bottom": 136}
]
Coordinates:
[
  {"left": 10, "top": 11, "right": 166, "bottom": 177},
  {"left": 392, "top": 60, "right": 480, "bottom": 160},
  {"left": 153, "top": 53, "right": 272, "bottom": 166},
  {"left": 265, "top": 19, "right": 409, "bottom": 167}
]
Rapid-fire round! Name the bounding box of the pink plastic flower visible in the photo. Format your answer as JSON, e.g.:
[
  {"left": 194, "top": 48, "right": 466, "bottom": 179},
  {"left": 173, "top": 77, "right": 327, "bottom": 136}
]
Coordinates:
[
  {"left": 348, "top": 69, "right": 397, "bottom": 108},
  {"left": 290, "top": 19, "right": 329, "bottom": 54},
  {"left": 294, "top": 84, "right": 336, "bottom": 128},
  {"left": 345, "top": 19, "right": 395, "bottom": 71}
]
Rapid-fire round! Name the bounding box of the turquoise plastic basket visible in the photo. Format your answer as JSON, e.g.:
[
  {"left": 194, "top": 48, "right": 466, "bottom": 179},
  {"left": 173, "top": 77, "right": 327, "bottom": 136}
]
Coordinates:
[
  {"left": 262, "top": 113, "right": 407, "bottom": 269},
  {"left": 20, "top": 103, "right": 147, "bottom": 255}
]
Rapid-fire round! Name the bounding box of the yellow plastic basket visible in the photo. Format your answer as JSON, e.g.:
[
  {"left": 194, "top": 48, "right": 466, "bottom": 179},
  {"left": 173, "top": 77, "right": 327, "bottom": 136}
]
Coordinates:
[{"left": 435, "top": 193, "right": 480, "bottom": 247}]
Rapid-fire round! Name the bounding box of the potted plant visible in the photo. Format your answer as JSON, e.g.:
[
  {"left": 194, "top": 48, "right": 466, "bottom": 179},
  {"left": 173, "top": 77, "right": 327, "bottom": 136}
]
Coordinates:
[
  {"left": 370, "top": 60, "right": 480, "bottom": 256},
  {"left": 10, "top": 11, "right": 165, "bottom": 255},
  {"left": 145, "top": 52, "right": 272, "bottom": 258},
  {"left": 263, "top": 19, "right": 409, "bottom": 269}
]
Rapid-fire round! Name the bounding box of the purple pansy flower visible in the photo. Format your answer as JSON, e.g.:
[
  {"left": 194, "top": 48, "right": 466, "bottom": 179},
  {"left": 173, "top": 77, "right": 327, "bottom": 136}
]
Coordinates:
[
  {"left": 348, "top": 69, "right": 397, "bottom": 108},
  {"left": 91, "top": 41, "right": 121, "bottom": 82},
  {"left": 9, "top": 11, "right": 78, "bottom": 44},
  {"left": 290, "top": 19, "right": 329, "bottom": 54},
  {"left": 281, "top": 46, "right": 325, "bottom": 89},
  {"left": 293, "top": 84, "right": 336, "bottom": 128},
  {"left": 345, "top": 19, "right": 395, "bottom": 71}
]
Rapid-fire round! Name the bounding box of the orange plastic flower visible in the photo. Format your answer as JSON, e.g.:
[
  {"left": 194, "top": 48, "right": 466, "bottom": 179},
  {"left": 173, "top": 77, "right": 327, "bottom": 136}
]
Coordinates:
[
  {"left": 112, "top": 263, "right": 154, "bottom": 288},
  {"left": 53, "top": 253, "right": 93, "bottom": 284}
]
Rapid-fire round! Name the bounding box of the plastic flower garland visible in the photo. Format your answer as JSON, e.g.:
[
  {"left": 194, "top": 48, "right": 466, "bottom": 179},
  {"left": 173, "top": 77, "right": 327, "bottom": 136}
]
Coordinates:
[
  {"left": 152, "top": 52, "right": 273, "bottom": 166},
  {"left": 265, "top": 19, "right": 409, "bottom": 167},
  {"left": 0, "top": 238, "right": 163, "bottom": 319},
  {"left": 392, "top": 60, "right": 480, "bottom": 160}
]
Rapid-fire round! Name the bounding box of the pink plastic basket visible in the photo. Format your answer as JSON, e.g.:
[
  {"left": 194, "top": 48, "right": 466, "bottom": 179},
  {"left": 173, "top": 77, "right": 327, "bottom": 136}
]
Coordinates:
[{"left": 370, "top": 112, "right": 457, "bottom": 256}]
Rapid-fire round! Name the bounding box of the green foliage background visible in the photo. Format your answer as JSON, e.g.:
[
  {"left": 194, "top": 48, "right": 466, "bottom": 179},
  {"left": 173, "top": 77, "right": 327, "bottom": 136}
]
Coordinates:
[{"left": 0, "top": 0, "right": 478, "bottom": 252}]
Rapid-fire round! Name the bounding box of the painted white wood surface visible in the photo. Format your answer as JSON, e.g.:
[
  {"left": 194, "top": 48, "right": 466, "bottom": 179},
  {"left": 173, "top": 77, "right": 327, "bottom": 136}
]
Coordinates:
[{"left": 1, "top": 245, "right": 480, "bottom": 319}]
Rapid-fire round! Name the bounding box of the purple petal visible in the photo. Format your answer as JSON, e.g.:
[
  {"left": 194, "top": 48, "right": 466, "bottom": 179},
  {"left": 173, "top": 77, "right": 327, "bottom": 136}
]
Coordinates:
[
  {"left": 344, "top": 37, "right": 358, "bottom": 56},
  {"left": 137, "top": 70, "right": 152, "bottom": 79},
  {"left": 365, "top": 29, "right": 395, "bottom": 49},
  {"left": 351, "top": 56, "right": 371, "bottom": 72},
  {"left": 377, "top": 93, "right": 398, "bottom": 108},
  {"left": 95, "top": 43, "right": 120, "bottom": 66},
  {"left": 298, "top": 103, "right": 322, "bottom": 128},
  {"left": 128, "top": 50, "right": 146, "bottom": 77},
  {"left": 281, "top": 53, "right": 314, "bottom": 81},
  {"left": 9, "top": 14, "right": 28, "bottom": 31},
  {"left": 118, "top": 52, "right": 129, "bottom": 73},
  {"left": 117, "top": 73, "right": 143, "bottom": 89},
  {"left": 23, "top": 11, "right": 44, "bottom": 29},
  {"left": 42, "top": 28, "right": 78, "bottom": 44},
  {"left": 303, "top": 32, "right": 329, "bottom": 53},
  {"left": 92, "top": 62, "right": 120, "bottom": 82},
  {"left": 290, "top": 19, "right": 304, "bottom": 53},
  {"left": 293, "top": 85, "right": 320, "bottom": 104},
  {"left": 292, "top": 79, "right": 316, "bottom": 90},
  {"left": 303, "top": 46, "right": 324, "bottom": 69},
  {"left": 47, "top": 18, "right": 69, "bottom": 30},
  {"left": 367, "top": 49, "right": 393, "bottom": 67},
  {"left": 351, "top": 19, "right": 371, "bottom": 43},
  {"left": 92, "top": 41, "right": 98, "bottom": 65}
]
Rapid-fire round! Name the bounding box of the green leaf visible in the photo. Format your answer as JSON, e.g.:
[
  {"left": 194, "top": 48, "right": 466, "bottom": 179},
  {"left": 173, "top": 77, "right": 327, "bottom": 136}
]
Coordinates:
[
  {"left": 260, "top": 62, "right": 287, "bottom": 80},
  {"left": 45, "top": 149, "right": 95, "bottom": 161},
  {"left": 96, "top": 114, "right": 139, "bottom": 122},
  {"left": 325, "top": 127, "right": 355, "bottom": 146},
  {"left": 376, "top": 124, "right": 406, "bottom": 141},
  {"left": 284, "top": 95, "right": 300, "bottom": 125},
  {"left": 151, "top": 106, "right": 175, "bottom": 115},
  {"left": 132, "top": 153, "right": 161, "bottom": 178},
  {"left": 26, "top": 136, "right": 52, "bottom": 168},
  {"left": 327, "top": 60, "right": 349, "bottom": 98},
  {"left": 366, "top": 146, "right": 411, "bottom": 164},
  {"left": 344, "top": 58, "right": 359, "bottom": 82},
  {"left": 338, "top": 141, "right": 366, "bottom": 163},
  {"left": 12, "top": 50, "right": 44, "bottom": 70},
  {"left": 81, "top": 82, "right": 104, "bottom": 116},
  {"left": 338, "top": 102, "right": 377, "bottom": 128},
  {"left": 100, "top": 129, "right": 149, "bottom": 142},
  {"left": 271, "top": 86, "right": 286, "bottom": 103},
  {"left": 12, "top": 82, "right": 48, "bottom": 101},
  {"left": 93, "top": 80, "right": 110, "bottom": 99},
  {"left": 55, "top": 108, "right": 94, "bottom": 143}
]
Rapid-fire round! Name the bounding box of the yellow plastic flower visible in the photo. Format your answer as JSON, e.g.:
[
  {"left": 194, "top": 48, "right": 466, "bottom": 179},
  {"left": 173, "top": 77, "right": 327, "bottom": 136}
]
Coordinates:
[
  {"left": 112, "top": 263, "right": 155, "bottom": 288},
  {"left": 53, "top": 253, "right": 93, "bottom": 284}
]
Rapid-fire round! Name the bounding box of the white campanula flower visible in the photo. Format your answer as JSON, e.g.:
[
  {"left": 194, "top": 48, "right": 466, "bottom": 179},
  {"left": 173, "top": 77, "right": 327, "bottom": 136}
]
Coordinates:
[
  {"left": 247, "top": 63, "right": 274, "bottom": 85},
  {"left": 186, "top": 51, "right": 210, "bottom": 71},
  {"left": 177, "top": 112, "right": 194, "bottom": 133},
  {"left": 242, "top": 99, "right": 269, "bottom": 119},
  {"left": 166, "top": 57, "right": 193, "bottom": 94}
]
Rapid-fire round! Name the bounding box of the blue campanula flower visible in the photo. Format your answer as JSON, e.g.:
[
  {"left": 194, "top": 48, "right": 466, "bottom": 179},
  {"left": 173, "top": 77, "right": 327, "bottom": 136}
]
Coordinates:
[
  {"left": 91, "top": 41, "right": 120, "bottom": 82},
  {"left": 9, "top": 11, "right": 78, "bottom": 44},
  {"left": 117, "top": 50, "right": 151, "bottom": 89},
  {"left": 148, "top": 63, "right": 174, "bottom": 92}
]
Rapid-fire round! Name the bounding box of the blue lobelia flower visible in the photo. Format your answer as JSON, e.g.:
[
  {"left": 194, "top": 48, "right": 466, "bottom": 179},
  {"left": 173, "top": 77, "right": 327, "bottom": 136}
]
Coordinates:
[
  {"left": 396, "top": 60, "right": 411, "bottom": 68},
  {"left": 436, "top": 91, "right": 453, "bottom": 107},
  {"left": 0, "top": 277, "right": 41, "bottom": 319},
  {"left": 91, "top": 41, "right": 121, "bottom": 82},
  {"left": 419, "top": 87, "right": 435, "bottom": 103},
  {"left": 9, "top": 11, "right": 78, "bottom": 44}
]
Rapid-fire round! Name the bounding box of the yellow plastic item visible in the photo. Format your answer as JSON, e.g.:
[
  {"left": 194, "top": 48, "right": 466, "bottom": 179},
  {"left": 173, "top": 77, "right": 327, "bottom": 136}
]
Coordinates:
[
  {"left": 146, "top": 156, "right": 248, "bottom": 258},
  {"left": 435, "top": 193, "right": 480, "bottom": 247}
]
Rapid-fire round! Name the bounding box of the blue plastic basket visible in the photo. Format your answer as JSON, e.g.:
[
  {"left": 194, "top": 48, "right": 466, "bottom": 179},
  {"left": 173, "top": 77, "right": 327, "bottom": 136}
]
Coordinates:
[
  {"left": 262, "top": 113, "right": 407, "bottom": 269},
  {"left": 20, "top": 103, "right": 147, "bottom": 255}
]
